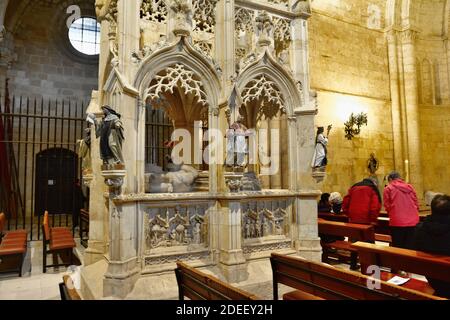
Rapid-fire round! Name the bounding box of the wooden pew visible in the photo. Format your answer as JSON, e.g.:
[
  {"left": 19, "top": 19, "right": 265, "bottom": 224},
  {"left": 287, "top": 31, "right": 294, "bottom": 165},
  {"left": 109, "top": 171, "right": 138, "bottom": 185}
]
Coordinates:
[
  {"left": 0, "top": 213, "right": 28, "bottom": 277},
  {"left": 318, "top": 212, "right": 391, "bottom": 243},
  {"left": 270, "top": 253, "right": 445, "bottom": 300},
  {"left": 318, "top": 212, "right": 349, "bottom": 223},
  {"left": 352, "top": 241, "right": 450, "bottom": 297},
  {"left": 318, "top": 220, "right": 374, "bottom": 270},
  {"left": 175, "top": 261, "right": 259, "bottom": 300},
  {"left": 42, "top": 211, "right": 76, "bottom": 273},
  {"left": 59, "top": 275, "right": 82, "bottom": 300}
]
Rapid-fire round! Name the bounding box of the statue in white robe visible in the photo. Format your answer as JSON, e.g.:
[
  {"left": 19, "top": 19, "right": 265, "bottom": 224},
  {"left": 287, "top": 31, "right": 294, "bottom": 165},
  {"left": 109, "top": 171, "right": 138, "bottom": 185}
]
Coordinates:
[{"left": 312, "top": 125, "right": 332, "bottom": 169}]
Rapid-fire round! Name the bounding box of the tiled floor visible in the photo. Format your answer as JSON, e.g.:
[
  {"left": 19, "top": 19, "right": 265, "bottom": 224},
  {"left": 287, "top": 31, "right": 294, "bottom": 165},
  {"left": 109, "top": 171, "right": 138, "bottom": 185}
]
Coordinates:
[{"left": 0, "top": 239, "right": 85, "bottom": 300}]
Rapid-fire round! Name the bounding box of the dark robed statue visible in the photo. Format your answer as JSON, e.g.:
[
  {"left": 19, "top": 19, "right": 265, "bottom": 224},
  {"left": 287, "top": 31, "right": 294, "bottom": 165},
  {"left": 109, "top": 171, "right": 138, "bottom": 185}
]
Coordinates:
[{"left": 88, "top": 105, "right": 125, "bottom": 165}]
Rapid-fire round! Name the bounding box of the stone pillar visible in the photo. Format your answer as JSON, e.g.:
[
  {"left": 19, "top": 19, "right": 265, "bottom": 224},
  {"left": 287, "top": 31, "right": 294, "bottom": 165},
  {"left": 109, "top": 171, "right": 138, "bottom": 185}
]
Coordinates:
[
  {"left": 280, "top": 114, "right": 289, "bottom": 189},
  {"left": 269, "top": 114, "right": 282, "bottom": 189},
  {"left": 386, "top": 30, "right": 405, "bottom": 175},
  {"left": 102, "top": 0, "right": 141, "bottom": 298},
  {"left": 84, "top": 92, "right": 108, "bottom": 266},
  {"left": 259, "top": 115, "right": 270, "bottom": 189},
  {"left": 0, "top": 31, "right": 16, "bottom": 97},
  {"left": 218, "top": 196, "right": 247, "bottom": 282},
  {"left": 401, "top": 30, "right": 423, "bottom": 197},
  {"left": 215, "top": 0, "right": 235, "bottom": 193},
  {"left": 102, "top": 176, "right": 139, "bottom": 298},
  {"left": 290, "top": 8, "right": 322, "bottom": 262},
  {"left": 294, "top": 112, "right": 322, "bottom": 262}
]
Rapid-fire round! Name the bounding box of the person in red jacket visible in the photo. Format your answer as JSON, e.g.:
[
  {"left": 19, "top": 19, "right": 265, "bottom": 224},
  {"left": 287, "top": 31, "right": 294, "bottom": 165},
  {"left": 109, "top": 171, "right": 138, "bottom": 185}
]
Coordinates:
[
  {"left": 342, "top": 177, "right": 382, "bottom": 225},
  {"left": 383, "top": 171, "right": 419, "bottom": 249}
]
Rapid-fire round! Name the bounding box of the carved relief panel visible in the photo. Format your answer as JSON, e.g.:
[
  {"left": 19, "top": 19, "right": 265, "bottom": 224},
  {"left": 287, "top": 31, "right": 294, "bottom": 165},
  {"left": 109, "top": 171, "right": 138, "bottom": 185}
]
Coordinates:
[{"left": 144, "top": 204, "right": 210, "bottom": 252}]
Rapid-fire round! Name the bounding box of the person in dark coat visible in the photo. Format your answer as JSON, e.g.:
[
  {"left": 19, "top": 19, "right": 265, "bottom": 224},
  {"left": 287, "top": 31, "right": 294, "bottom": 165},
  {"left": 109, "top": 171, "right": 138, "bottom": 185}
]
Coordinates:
[
  {"left": 412, "top": 194, "right": 450, "bottom": 298},
  {"left": 342, "top": 177, "right": 382, "bottom": 225},
  {"left": 318, "top": 193, "right": 331, "bottom": 212}
]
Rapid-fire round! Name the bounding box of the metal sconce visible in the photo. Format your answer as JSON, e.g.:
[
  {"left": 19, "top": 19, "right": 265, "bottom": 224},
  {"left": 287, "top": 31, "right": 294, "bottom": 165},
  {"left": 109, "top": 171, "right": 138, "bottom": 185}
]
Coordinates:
[{"left": 344, "top": 112, "right": 368, "bottom": 140}]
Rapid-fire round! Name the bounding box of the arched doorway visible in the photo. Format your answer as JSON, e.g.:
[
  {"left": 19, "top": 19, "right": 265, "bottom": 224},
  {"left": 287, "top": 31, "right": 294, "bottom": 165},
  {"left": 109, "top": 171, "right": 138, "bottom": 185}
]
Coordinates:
[{"left": 34, "top": 148, "right": 81, "bottom": 222}]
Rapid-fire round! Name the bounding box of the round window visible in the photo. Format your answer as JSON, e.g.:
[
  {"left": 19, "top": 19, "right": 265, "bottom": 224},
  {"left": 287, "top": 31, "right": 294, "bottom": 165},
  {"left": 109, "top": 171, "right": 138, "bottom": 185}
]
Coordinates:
[{"left": 68, "top": 17, "right": 100, "bottom": 56}]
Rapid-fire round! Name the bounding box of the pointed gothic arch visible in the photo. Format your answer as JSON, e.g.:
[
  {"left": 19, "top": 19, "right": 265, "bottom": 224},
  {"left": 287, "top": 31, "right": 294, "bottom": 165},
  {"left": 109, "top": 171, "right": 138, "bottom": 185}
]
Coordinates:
[{"left": 134, "top": 36, "right": 222, "bottom": 113}]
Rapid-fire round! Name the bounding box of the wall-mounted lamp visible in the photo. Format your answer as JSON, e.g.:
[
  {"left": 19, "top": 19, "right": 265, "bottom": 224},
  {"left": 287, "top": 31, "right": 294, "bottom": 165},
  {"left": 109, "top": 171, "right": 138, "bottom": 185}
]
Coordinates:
[{"left": 344, "top": 112, "right": 368, "bottom": 140}]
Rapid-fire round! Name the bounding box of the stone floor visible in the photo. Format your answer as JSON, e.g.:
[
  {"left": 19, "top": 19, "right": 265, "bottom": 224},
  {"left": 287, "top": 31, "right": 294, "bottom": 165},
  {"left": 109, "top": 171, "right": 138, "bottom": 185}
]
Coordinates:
[{"left": 0, "top": 239, "right": 85, "bottom": 300}]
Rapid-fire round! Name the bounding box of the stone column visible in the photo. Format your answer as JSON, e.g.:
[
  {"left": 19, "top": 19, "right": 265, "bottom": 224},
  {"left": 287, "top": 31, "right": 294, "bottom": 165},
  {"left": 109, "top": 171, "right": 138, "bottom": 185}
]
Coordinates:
[
  {"left": 259, "top": 115, "right": 270, "bottom": 189},
  {"left": 269, "top": 114, "right": 282, "bottom": 189},
  {"left": 218, "top": 196, "right": 247, "bottom": 282},
  {"left": 294, "top": 112, "right": 322, "bottom": 262},
  {"left": 83, "top": 92, "right": 108, "bottom": 266},
  {"left": 386, "top": 30, "right": 405, "bottom": 175},
  {"left": 215, "top": 0, "right": 235, "bottom": 193},
  {"left": 102, "top": 0, "right": 141, "bottom": 298},
  {"left": 401, "top": 30, "right": 423, "bottom": 197},
  {"left": 290, "top": 9, "right": 322, "bottom": 262},
  {"left": 280, "top": 114, "right": 289, "bottom": 189},
  {"left": 0, "top": 31, "right": 16, "bottom": 97}
]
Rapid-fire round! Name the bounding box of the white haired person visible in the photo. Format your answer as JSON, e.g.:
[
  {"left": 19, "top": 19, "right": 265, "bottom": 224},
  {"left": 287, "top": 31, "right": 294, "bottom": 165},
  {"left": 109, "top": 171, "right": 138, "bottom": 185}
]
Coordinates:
[{"left": 329, "top": 192, "right": 343, "bottom": 214}]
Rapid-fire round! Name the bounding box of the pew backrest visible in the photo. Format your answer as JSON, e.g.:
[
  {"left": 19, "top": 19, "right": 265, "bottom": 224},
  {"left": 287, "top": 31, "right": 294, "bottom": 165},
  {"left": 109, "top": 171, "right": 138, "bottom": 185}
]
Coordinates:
[
  {"left": 175, "top": 261, "right": 259, "bottom": 300},
  {"left": 270, "top": 253, "right": 444, "bottom": 300},
  {"left": 318, "top": 220, "right": 375, "bottom": 242},
  {"left": 42, "top": 211, "right": 50, "bottom": 241},
  {"left": 352, "top": 241, "right": 450, "bottom": 284},
  {"left": 59, "top": 275, "right": 82, "bottom": 300}
]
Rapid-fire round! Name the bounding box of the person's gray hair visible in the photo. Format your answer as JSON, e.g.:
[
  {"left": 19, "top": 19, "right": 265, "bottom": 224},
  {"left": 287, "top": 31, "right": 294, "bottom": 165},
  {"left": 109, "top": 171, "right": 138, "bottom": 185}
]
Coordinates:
[{"left": 387, "top": 171, "right": 401, "bottom": 181}]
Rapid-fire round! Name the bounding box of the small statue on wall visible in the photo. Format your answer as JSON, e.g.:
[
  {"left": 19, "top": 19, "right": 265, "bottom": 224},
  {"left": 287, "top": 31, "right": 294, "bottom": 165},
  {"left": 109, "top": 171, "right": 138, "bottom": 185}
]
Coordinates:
[
  {"left": 226, "top": 115, "right": 253, "bottom": 168},
  {"left": 88, "top": 105, "right": 125, "bottom": 166},
  {"left": 367, "top": 153, "right": 379, "bottom": 175},
  {"left": 311, "top": 125, "right": 332, "bottom": 171},
  {"left": 170, "top": 0, "right": 193, "bottom": 36},
  {"left": 77, "top": 126, "right": 92, "bottom": 175}
]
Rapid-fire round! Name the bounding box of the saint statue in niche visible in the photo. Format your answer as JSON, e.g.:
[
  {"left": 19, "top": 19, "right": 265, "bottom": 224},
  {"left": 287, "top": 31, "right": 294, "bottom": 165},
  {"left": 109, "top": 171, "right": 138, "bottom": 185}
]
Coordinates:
[
  {"left": 88, "top": 105, "right": 125, "bottom": 166},
  {"left": 311, "top": 125, "right": 332, "bottom": 171},
  {"left": 367, "top": 153, "right": 379, "bottom": 175},
  {"left": 77, "top": 126, "right": 92, "bottom": 174},
  {"left": 226, "top": 115, "right": 253, "bottom": 168}
]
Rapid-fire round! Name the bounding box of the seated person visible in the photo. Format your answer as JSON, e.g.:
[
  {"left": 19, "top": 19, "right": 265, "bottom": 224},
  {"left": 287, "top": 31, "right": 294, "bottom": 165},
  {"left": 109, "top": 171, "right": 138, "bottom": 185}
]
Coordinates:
[
  {"left": 412, "top": 194, "right": 450, "bottom": 298},
  {"left": 318, "top": 193, "right": 331, "bottom": 212},
  {"left": 329, "top": 192, "right": 343, "bottom": 214}
]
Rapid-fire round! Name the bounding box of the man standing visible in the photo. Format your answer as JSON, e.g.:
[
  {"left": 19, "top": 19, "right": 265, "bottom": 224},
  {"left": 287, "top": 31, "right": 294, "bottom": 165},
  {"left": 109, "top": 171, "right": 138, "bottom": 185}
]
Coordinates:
[
  {"left": 383, "top": 171, "right": 419, "bottom": 249},
  {"left": 342, "top": 177, "right": 382, "bottom": 225}
]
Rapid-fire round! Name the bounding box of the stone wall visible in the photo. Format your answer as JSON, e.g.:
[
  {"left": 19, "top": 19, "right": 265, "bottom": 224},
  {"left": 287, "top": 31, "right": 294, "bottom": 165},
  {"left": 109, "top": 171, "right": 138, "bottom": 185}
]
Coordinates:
[
  {"left": 308, "top": 1, "right": 393, "bottom": 195},
  {"left": 420, "top": 105, "right": 450, "bottom": 194},
  {"left": 7, "top": 4, "right": 98, "bottom": 101}
]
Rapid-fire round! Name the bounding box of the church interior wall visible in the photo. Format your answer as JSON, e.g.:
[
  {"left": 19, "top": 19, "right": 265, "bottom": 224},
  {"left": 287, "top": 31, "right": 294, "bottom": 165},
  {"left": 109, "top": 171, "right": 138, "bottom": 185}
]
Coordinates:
[
  {"left": 5, "top": 1, "right": 98, "bottom": 101},
  {"left": 308, "top": 0, "right": 393, "bottom": 196}
]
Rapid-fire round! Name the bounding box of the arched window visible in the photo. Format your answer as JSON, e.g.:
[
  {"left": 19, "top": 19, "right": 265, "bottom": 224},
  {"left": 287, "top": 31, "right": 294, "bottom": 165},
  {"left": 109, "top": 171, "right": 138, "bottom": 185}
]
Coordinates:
[{"left": 68, "top": 17, "right": 100, "bottom": 56}]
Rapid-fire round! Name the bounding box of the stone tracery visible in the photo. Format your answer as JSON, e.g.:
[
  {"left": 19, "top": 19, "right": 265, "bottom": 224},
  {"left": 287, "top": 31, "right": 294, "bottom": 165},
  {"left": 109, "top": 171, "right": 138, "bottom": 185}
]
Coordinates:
[
  {"left": 241, "top": 75, "right": 286, "bottom": 114},
  {"left": 144, "top": 63, "right": 209, "bottom": 108},
  {"left": 141, "top": 0, "right": 168, "bottom": 22}
]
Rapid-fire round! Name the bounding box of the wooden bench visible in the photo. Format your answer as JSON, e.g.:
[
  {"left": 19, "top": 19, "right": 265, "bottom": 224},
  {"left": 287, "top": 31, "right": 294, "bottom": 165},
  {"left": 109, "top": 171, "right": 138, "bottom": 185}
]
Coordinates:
[
  {"left": 0, "top": 212, "right": 28, "bottom": 277},
  {"left": 318, "top": 212, "right": 391, "bottom": 243},
  {"left": 352, "top": 241, "right": 450, "bottom": 297},
  {"left": 318, "top": 220, "right": 374, "bottom": 270},
  {"left": 270, "top": 253, "right": 445, "bottom": 300},
  {"left": 42, "top": 211, "right": 76, "bottom": 273},
  {"left": 175, "top": 261, "right": 259, "bottom": 300},
  {"left": 59, "top": 275, "right": 82, "bottom": 300}
]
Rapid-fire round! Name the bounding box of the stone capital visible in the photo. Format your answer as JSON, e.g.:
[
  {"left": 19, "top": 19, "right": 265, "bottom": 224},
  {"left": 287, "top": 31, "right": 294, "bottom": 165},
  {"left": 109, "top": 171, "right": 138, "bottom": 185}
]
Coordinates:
[{"left": 400, "top": 29, "right": 418, "bottom": 44}]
